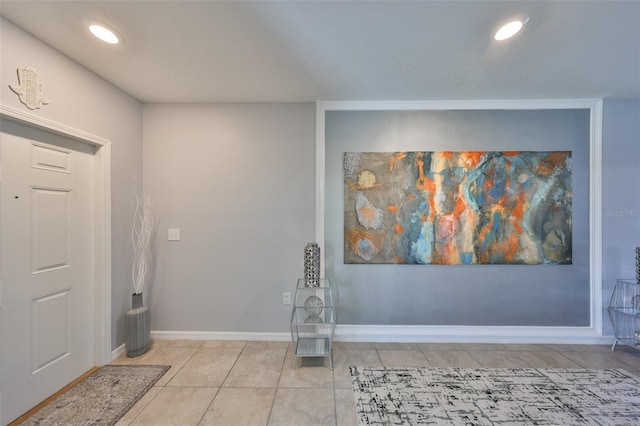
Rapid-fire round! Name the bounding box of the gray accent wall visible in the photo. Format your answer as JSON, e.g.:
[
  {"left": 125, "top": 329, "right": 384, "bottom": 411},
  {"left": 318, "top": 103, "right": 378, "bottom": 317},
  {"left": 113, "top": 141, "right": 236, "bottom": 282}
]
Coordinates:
[
  {"left": 1, "top": 18, "right": 144, "bottom": 350},
  {"left": 602, "top": 99, "right": 640, "bottom": 335},
  {"left": 142, "top": 103, "right": 316, "bottom": 333},
  {"left": 325, "top": 109, "right": 591, "bottom": 326}
]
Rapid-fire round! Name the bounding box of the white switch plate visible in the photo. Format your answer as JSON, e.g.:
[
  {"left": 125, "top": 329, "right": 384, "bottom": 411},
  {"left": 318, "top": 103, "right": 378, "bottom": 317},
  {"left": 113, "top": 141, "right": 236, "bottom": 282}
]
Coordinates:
[
  {"left": 283, "top": 292, "right": 291, "bottom": 305},
  {"left": 168, "top": 228, "right": 181, "bottom": 241}
]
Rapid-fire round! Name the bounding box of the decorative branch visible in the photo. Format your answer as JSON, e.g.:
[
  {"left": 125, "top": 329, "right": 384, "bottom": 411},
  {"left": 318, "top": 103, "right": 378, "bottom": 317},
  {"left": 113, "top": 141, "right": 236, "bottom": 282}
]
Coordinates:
[{"left": 131, "top": 190, "right": 153, "bottom": 294}]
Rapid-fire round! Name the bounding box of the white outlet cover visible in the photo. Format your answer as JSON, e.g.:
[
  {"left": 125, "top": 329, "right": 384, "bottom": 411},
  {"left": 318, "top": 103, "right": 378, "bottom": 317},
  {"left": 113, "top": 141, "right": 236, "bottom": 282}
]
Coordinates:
[{"left": 168, "top": 228, "right": 181, "bottom": 241}]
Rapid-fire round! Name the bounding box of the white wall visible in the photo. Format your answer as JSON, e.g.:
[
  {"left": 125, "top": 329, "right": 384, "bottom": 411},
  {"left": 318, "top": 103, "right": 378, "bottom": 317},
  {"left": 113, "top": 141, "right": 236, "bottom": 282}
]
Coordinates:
[
  {"left": 143, "top": 103, "right": 316, "bottom": 333},
  {"left": 0, "top": 18, "right": 144, "bottom": 350}
]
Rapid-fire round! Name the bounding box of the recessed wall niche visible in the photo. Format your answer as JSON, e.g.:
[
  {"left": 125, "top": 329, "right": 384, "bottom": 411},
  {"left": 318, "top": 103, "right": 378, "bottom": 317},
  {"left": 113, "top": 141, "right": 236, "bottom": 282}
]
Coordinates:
[{"left": 321, "top": 103, "right": 595, "bottom": 327}]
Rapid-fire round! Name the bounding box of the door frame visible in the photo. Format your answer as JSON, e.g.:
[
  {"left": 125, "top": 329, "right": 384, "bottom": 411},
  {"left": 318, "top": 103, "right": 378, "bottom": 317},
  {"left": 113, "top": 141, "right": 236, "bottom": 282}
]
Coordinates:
[{"left": 1, "top": 103, "right": 112, "bottom": 366}]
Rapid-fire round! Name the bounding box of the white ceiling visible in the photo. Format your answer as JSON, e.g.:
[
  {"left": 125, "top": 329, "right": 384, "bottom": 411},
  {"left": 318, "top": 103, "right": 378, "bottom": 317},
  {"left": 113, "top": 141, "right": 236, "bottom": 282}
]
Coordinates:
[{"left": 1, "top": 0, "right": 639, "bottom": 103}]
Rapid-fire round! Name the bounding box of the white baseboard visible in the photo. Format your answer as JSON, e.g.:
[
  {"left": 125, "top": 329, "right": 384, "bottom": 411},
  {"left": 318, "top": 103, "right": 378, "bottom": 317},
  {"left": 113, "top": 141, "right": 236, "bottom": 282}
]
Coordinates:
[
  {"left": 111, "top": 343, "right": 126, "bottom": 362},
  {"left": 335, "top": 325, "right": 614, "bottom": 345},
  {"left": 144, "top": 326, "right": 614, "bottom": 346},
  {"left": 151, "top": 330, "right": 291, "bottom": 342}
]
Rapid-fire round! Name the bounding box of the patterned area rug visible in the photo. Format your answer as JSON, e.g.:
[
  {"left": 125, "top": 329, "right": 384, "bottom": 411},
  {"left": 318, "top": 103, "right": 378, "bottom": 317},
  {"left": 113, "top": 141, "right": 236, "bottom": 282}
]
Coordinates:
[
  {"left": 350, "top": 367, "right": 640, "bottom": 425},
  {"left": 23, "top": 365, "right": 170, "bottom": 426}
]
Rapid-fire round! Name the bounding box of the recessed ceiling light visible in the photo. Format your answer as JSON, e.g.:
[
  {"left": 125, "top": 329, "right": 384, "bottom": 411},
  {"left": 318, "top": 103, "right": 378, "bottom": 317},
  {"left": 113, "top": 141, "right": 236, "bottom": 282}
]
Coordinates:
[
  {"left": 494, "top": 18, "right": 529, "bottom": 41},
  {"left": 89, "top": 23, "right": 120, "bottom": 44}
]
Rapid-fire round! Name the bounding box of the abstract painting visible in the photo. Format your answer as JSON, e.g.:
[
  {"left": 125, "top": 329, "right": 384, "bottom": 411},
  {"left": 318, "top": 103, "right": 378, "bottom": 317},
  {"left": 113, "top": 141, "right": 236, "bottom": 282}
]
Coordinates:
[{"left": 343, "top": 151, "right": 572, "bottom": 265}]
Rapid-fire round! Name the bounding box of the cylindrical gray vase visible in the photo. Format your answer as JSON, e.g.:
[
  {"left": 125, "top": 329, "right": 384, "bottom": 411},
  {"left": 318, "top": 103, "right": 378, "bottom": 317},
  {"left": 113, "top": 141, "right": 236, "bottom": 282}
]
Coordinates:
[
  {"left": 125, "top": 293, "right": 151, "bottom": 357},
  {"left": 304, "top": 242, "right": 320, "bottom": 287}
]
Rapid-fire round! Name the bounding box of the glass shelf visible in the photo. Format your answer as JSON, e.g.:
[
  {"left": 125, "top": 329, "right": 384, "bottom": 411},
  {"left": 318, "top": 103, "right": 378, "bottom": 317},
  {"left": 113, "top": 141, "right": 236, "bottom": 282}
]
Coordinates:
[
  {"left": 294, "top": 338, "right": 331, "bottom": 357},
  {"left": 291, "top": 307, "right": 336, "bottom": 325}
]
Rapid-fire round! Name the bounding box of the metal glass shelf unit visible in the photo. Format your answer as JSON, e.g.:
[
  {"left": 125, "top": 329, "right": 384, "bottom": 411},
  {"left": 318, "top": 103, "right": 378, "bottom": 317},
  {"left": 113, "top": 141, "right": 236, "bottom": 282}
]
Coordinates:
[
  {"left": 290, "top": 278, "right": 336, "bottom": 369},
  {"left": 607, "top": 279, "right": 640, "bottom": 351}
]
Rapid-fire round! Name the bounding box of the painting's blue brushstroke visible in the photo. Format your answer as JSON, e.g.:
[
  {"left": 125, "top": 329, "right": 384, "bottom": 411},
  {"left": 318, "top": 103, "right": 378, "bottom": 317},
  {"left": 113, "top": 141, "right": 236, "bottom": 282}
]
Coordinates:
[
  {"left": 410, "top": 222, "right": 434, "bottom": 264},
  {"left": 460, "top": 252, "right": 473, "bottom": 264}
]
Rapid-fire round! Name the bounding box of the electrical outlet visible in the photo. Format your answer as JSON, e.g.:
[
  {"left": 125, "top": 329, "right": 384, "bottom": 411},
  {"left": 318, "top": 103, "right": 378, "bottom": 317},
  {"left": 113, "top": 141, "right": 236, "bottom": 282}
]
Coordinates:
[
  {"left": 283, "top": 292, "right": 291, "bottom": 305},
  {"left": 168, "top": 228, "right": 181, "bottom": 241}
]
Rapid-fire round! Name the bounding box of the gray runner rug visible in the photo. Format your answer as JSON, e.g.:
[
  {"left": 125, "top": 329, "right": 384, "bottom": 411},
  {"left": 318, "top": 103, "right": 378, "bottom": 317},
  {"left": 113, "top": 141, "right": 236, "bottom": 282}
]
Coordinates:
[
  {"left": 22, "top": 364, "right": 170, "bottom": 426},
  {"left": 351, "top": 366, "right": 640, "bottom": 425}
]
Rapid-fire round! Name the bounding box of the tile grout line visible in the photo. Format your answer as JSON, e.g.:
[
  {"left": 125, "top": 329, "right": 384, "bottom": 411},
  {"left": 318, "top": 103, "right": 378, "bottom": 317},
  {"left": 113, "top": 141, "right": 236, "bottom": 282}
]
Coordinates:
[
  {"left": 200, "top": 342, "right": 248, "bottom": 425},
  {"left": 264, "top": 346, "right": 290, "bottom": 426}
]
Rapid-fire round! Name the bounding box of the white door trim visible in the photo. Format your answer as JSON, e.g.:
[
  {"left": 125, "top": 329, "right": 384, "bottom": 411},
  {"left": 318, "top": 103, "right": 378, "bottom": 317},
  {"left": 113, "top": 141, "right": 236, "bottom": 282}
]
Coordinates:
[{"left": 1, "top": 103, "right": 112, "bottom": 366}]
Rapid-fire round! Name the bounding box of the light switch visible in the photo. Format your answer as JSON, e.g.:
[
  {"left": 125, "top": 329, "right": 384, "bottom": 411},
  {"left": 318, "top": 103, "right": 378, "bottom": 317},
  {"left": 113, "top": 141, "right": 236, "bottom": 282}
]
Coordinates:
[{"left": 168, "top": 228, "right": 181, "bottom": 241}]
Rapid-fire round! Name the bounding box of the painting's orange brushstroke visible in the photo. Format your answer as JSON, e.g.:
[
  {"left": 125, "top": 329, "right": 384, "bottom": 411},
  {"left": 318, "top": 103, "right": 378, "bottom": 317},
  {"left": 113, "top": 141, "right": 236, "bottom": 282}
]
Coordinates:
[
  {"left": 447, "top": 240, "right": 459, "bottom": 264},
  {"left": 415, "top": 157, "right": 426, "bottom": 190},
  {"left": 436, "top": 247, "right": 449, "bottom": 265},
  {"left": 347, "top": 229, "right": 362, "bottom": 246},
  {"left": 537, "top": 152, "right": 568, "bottom": 177},
  {"left": 511, "top": 190, "right": 526, "bottom": 234},
  {"left": 347, "top": 229, "right": 380, "bottom": 258},
  {"left": 389, "top": 152, "right": 407, "bottom": 171},
  {"left": 407, "top": 193, "right": 416, "bottom": 201},
  {"left": 424, "top": 177, "right": 437, "bottom": 221},
  {"left": 503, "top": 151, "right": 520, "bottom": 157},
  {"left": 393, "top": 256, "right": 404, "bottom": 263},
  {"left": 461, "top": 151, "right": 484, "bottom": 169},
  {"left": 545, "top": 151, "right": 568, "bottom": 168},
  {"left": 537, "top": 163, "right": 553, "bottom": 176},
  {"left": 441, "top": 151, "right": 454, "bottom": 159},
  {"left": 394, "top": 224, "right": 404, "bottom": 234},
  {"left": 413, "top": 152, "right": 436, "bottom": 220},
  {"left": 504, "top": 159, "right": 512, "bottom": 172},
  {"left": 421, "top": 214, "right": 428, "bottom": 222},
  {"left": 477, "top": 214, "right": 496, "bottom": 264},
  {"left": 453, "top": 191, "right": 467, "bottom": 217},
  {"left": 386, "top": 205, "right": 398, "bottom": 212},
  {"left": 512, "top": 219, "right": 523, "bottom": 234},
  {"left": 348, "top": 229, "right": 377, "bottom": 243},
  {"left": 433, "top": 239, "right": 453, "bottom": 265},
  {"left": 504, "top": 231, "right": 519, "bottom": 262},
  {"left": 358, "top": 205, "right": 379, "bottom": 223}
]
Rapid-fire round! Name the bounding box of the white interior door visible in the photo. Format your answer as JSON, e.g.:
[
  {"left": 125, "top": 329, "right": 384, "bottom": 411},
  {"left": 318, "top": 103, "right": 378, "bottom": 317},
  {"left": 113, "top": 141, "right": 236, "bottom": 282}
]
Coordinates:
[{"left": 0, "top": 119, "right": 96, "bottom": 425}]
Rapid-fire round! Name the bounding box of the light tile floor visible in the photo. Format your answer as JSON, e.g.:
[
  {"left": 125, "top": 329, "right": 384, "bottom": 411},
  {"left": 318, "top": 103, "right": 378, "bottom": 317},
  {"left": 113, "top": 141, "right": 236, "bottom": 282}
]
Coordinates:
[{"left": 112, "top": 340, "right": 640, "bottom": 426}]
